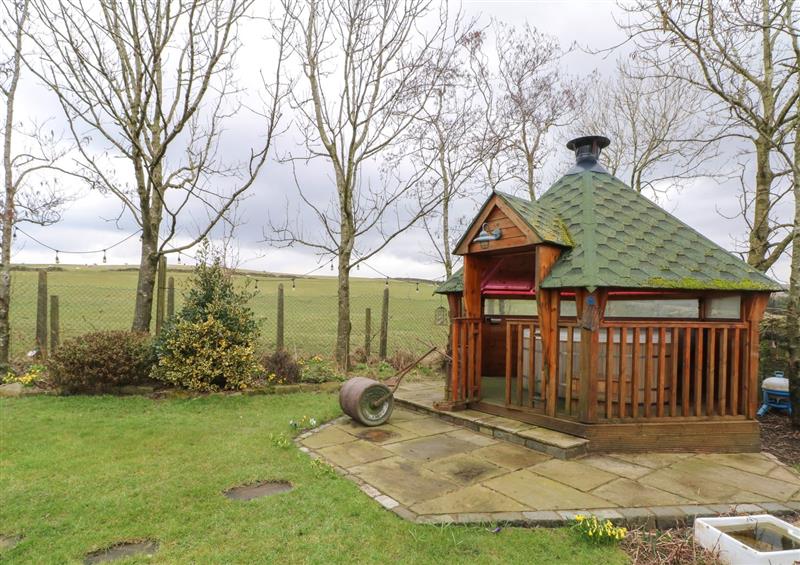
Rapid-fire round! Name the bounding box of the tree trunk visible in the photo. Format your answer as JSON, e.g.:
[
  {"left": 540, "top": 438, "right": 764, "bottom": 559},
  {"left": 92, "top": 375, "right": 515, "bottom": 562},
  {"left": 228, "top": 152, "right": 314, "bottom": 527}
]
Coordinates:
[
  {"left": 748, "top": 135, "right": 774, "bottom": 272},
  {"left": 441, "top": 192, "right": 452, "bottom": 279},
  {"left": 0, "top": 147, "right": 13, "bottom": 366},
  {"left": 787, "top": 107, "right": 800, "bottom": 429},
  {"left": 0, "top": 10, "right": 23, "bottom": 367},
  {"left": 335, "top": 250, "right": 352, "bottom": 369},
  {"left": 0, "top": 222, "right": 12, "bottom": 368},
  {"left": 526, "top": 152, "right": 536, "bottom": 201},
  {"left": 131, "top": 232, "right": 160, "bottom": 332},
  {"left": 788, "top": 195, "right": 799, "bottom": 429}
]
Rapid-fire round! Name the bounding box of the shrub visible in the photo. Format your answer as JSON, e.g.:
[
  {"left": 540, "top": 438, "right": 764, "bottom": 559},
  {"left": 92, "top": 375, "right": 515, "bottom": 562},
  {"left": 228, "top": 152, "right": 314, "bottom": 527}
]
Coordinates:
[
  {"left": 153, "top": 316, "right": 260, "bottom": 391},
  {"left": 761, "top": 312, "right": 790, "bottom": 376},
  {"left": 299, "top": 355, "right": 341, "bottom": 383},
  {"left": 152, "top": 244, "right": 260, "bottom": 392},
  {"left": 49, "top": 331, "right": 155, "bottom": 394},
  {"left": 260, "top": 349, "right": 302, "bottom": 385},
  {"left": 388, "top": 349, "right": 416, "bottom": 372}
]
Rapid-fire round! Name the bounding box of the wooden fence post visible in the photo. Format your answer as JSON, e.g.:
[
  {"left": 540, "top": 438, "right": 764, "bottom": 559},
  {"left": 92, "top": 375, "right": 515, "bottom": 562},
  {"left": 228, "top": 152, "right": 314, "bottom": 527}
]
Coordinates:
[
  {"left": 49, "top": 295, "right": 60, "bottom": 354},
  {"left": 277, "top": 283, "right": 285, "bottom": 351},
  {"left": 166, "top": 276, "right": 175, "bottom": 319},
  {"left": 364, "top": 307, "right": 371, "bottom": 359},
  {"left": 36, "top": 270, "right": 47, "bottom": 359},
  {"left": 379, "top": 286, "right": 389, "bottom": 360},
  {"left": 155, "top": 256, "right": 167, "bottom": 333}
]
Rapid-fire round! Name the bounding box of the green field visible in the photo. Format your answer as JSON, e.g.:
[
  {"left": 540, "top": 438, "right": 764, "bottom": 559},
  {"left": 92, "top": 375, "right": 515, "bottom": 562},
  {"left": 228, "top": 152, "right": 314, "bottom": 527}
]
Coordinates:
[
  {"left": 0, "top": 393, "right": 625, "bottom": 564},
  {"left": 8, "top": 266, "right": 450, "bottom": 359}
]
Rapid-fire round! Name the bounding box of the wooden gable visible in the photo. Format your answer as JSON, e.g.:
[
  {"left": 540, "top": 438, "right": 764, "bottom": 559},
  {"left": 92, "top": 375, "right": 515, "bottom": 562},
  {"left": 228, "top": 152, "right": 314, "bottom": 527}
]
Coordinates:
[{"left": 454, "top": 194, "right": 542, "bottom": 255}]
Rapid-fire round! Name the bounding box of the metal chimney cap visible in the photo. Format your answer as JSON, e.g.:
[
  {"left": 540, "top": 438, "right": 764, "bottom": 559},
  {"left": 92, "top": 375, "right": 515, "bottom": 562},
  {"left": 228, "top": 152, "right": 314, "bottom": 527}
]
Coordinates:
[
  {"left": 566, "top": 135, "right": 610, "bottom": 152},
  {"left": 564, "top": 135, "right": 611, "bottom": 175}
]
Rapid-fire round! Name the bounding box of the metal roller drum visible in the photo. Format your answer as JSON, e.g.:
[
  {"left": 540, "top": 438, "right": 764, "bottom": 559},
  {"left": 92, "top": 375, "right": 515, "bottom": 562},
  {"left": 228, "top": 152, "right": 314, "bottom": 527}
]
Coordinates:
[{"left": 339, "top": 376, "right": 394, "bottom": 426}]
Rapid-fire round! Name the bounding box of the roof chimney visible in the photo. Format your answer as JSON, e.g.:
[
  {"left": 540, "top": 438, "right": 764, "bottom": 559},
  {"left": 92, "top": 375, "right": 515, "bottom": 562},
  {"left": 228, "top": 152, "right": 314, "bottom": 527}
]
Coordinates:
[{"left": 565, "top": 135, "right": 610, "bottom": 175}]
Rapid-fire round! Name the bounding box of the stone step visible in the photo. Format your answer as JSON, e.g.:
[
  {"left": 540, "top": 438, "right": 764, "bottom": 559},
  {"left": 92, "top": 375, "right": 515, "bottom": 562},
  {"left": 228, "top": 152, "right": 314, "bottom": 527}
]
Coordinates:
[{"left": 394, "top": 393, "right": 589, "bottom": 460}]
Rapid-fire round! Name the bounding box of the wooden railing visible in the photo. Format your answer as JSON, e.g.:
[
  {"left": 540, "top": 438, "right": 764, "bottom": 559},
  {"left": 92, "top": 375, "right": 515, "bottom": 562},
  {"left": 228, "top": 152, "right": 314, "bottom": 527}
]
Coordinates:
[
  {"left": 504, "top": 319, "right": 540, "bottom": 409},
  {"left": 454, "top": 316, "right": 753, "bottom": 424},
  {"left": 504, "top": 319, "right": 581, "bottom": 419},
  {"left": 597, "top": 321, "right": 750, "bottom": 421},
  {"left": 451, "top": 317, "right": 481, "bottom": 402}
]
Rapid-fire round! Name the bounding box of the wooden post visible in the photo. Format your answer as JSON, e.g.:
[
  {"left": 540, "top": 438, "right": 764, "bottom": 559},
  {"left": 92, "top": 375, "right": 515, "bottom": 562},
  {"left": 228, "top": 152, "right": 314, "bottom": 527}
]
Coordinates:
[
  {"left": 444, "top": 293, "right": 463, "bottom": 401},
  {"left": 577, "top": 289, "right": 605, "bottom": 423},
  {"left": 155, "top": 256, "right": 167, "bottom": 333},
  {"left": 166, "top": 276, "right": 175, "bottom": 318},
  {"left": 535, "top": 246, "right": 562, "bottom": 417},
  {"left": 462, "top": 255, "right": 483, "bottom": 318},
  {"left": 277, "top": 283, "right": 285, "bottom": 351},
  {"left": 364, "top": 307, "right": 371, "bottom": 358},
  {"left": 455, "top": 255, "right": 485, "bottom": 405},
  {"left": 379, "top": 286, "right": 389, "bottom": 359},
  {"left": 742, "top": 293, "right": 769, "bottom": 419},
  {"left": 36, "top": 270, "right": 47, "bottom": 359},
  {"left": 49, "top": 295, "right": 60, "bottom": 353}
]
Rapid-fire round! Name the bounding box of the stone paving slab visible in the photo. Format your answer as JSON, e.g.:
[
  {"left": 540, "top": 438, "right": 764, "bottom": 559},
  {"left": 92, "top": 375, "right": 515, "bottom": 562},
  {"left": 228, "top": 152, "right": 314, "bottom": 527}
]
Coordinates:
[
  {"left": 423, "top": 453, "right": 507, "bottom": 485},
  {"left": 411, "top": 484, "right": 525, "bottom": 514},
  {"left": 393, "top": 382, "right": 588, "bottom": 459},
  {"left": 297, "top": 408, "right": 800, "bottom": 529}
]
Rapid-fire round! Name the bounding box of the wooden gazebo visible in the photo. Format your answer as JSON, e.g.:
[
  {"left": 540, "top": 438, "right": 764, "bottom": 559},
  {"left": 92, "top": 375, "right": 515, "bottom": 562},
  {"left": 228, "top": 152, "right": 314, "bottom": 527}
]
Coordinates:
[{"left": 435, "top": 136, "right": 780, "bottom": 453}]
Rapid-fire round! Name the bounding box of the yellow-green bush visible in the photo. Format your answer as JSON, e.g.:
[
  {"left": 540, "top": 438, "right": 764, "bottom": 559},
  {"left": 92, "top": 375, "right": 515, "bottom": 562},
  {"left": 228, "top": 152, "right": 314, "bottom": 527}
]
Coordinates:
[
  {"left": 152, "top": 316, "right": 260, "bottom": 392},
  {"left": 152, "top": 244, "right": 261, "bottom": 391}
]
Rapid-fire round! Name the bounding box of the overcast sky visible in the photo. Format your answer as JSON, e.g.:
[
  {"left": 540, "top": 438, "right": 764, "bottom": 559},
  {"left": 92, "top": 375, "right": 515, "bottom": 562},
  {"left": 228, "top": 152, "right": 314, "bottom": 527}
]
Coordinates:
[{"left": 8, "top": 0, "right": 792, "bottom": 285}]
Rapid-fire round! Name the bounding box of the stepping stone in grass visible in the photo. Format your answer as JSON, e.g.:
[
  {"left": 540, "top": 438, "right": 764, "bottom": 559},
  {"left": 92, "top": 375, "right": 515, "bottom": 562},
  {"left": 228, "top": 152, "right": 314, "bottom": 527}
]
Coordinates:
[
  {"left": 224, "top": 480, "right": 293, "bottom": 501},
  {"left": 84, "top": 540, "right": 158, "bottom": 564},
  {"left": 0, "top": 534, "right": 22, "bottom": 551}
]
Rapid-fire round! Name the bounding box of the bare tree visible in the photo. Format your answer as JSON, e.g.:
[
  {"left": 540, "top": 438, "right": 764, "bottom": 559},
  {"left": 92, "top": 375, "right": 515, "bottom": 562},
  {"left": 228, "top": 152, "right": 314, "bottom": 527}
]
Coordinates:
[
  {"left": 775, "top": 1, "right": 799, "bottom": 426},
  {"left": 402, "top": 26, "right": 485, "bottom": 279},
  {"left": 24, "top": 0, "right": 288, "bottom": 331},
  {"left": 575, "top": 60, "right": 714, "bottom": 197},
  {"left": 468, "top": 21, "right": 580, "bottom": 200},
  {"left": 270, "top": 0, "right": 451, "bottom": 367},
  {"left": 0, "top": 0, "right": 70, "bottom": 366},
  {"left": 618, "top": 0, "right": 798, "bottom": 272}
]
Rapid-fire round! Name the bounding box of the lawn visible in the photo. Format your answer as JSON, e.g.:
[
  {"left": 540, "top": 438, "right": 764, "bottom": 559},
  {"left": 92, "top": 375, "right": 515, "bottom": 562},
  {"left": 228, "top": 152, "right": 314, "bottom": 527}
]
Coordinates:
[
  {"left": 0, "top": 392, "right": 625, "bottom": 564},
  {"left": 8, "top": 266, "right": 449, "bottom": 358}
]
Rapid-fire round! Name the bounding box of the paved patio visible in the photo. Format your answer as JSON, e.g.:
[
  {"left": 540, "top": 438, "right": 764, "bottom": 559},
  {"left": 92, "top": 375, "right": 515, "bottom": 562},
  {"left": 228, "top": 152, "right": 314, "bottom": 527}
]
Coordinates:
[{"left": 297, "top": 407, "right": 800, "bottom": 527}]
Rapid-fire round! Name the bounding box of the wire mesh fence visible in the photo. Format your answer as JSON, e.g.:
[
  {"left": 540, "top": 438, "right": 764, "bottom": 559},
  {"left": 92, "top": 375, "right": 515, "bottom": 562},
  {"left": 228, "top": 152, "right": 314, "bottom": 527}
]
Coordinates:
[{"left": 8, "top": 266, "right": 450, "bottom": 361}]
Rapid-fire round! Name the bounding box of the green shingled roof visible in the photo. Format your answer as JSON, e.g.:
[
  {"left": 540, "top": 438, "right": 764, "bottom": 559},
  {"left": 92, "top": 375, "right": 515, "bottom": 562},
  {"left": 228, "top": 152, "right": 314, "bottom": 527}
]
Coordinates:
[
  {"left": 434, "top": 267, "right": 463, "bottom": 294},
  {"left": 495, "top": 192, "right": 573, "bottom": 246},
  {"left": 536, "top": 170, "right": 780, "bottom": 291},
  {"left": 435, "top": 169, "right": 780, "bottom": 293}
]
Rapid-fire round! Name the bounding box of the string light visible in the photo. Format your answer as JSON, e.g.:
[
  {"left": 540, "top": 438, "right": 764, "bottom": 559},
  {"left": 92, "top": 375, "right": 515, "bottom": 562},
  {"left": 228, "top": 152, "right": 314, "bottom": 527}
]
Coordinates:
[
  {"left": 291, "top": 278, "right": 296, "bottom": 290},
  {"left": 330, "top": 263, "right": 334, "bottom": 271},
  {"left": 14, "top": 227, "right": 142, "bottom": 264},
  {"left": 416, "top": 282, "right": 419, "bottom": 292},
  {"left": 177, "top": 254, "right": 181, "bottom": 264},
  {"left": 385, "top": 277, "right": 389, "bottom": 286},
  {"left": 12, "top": 228, "right": 17, "bottom": 239}
]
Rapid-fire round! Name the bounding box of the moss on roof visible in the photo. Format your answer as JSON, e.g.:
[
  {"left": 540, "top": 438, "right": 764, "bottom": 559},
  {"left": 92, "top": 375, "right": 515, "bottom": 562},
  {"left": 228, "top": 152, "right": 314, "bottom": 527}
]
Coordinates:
[
  {"left": 495, "top": 192, "right": 573, "bottom": 246},
  {"left": 434, "top": 268, "right": 463, "bottom": 294}
]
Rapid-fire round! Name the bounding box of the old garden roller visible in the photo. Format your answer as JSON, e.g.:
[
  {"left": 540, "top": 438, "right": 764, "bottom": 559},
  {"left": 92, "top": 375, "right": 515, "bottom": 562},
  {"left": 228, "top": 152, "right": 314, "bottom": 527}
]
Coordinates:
[{"left": 339, "top": 347, "right": 438, "bottom": 426}]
